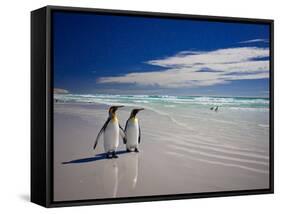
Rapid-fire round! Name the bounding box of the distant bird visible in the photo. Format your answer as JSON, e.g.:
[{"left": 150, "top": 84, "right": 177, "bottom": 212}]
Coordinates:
[
  {"left": 210, "top": 107, "right": 214, "bottom": 110},
  {"left": 93, "top": 106, "right": 126, "bottom": 159},
  {"left": 215, "top": 106, "right": 219, "bottom": 112},
  {"left": 124, "top": 108, "right": 144, "bottom": 152}
]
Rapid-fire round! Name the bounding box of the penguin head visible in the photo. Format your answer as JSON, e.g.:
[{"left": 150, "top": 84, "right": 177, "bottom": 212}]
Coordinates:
[
  {"left": 130, "top": 108, "right": 144, "bottom": 118},
  {"left": 108, "top": 105, "right": 124, "bottom": 117}
]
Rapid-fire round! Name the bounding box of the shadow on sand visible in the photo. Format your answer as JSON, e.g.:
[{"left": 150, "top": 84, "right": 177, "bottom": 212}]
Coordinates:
[
  {"left": 62, "top": 150, "right": 128, "bottom": 164},
  {"left": 18, "top": 194, "right": 30, "bottom": 202}
]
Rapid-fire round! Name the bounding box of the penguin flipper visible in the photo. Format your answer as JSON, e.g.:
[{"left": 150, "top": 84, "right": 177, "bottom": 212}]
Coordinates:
[
  {"left": 93, "top": 118, "right": 110, "bottom": 150},
  {"left": 123, "top": 120, "right": 129, "bottom": 144},
  {"left": 119, "top": 124, "right": 127, "bottom": 144},
  {"left": 138, "top": 123, "right": 141, "bottom": 144},
  {"left": 124, "top": 119, "right": 129, "bottom": 131}
]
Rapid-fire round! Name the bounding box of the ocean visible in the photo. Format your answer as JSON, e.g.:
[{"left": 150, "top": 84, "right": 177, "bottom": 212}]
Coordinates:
[
  {"left": 54, "top": 94, "right": 269, "bottom": 111},
  {"left": 54, "top": 94, "right": 269, "bottom": 132}
]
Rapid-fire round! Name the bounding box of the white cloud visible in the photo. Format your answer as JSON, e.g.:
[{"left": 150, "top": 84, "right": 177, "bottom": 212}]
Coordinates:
[
  {"left": 238, "top": 39, "right": 268, "bottom": 44},
  {"left": 97, "top": 47, "right": 269, "bottom": 88},
  {"left": 147, "top": 47, "right": 268, "bottom": 67}
]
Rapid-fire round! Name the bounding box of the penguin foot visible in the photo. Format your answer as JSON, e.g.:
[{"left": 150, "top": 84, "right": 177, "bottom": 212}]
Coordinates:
[
  {"left": 106, "top": 153, "right": 112, "bottom": 159},
  {"left": 134, "top": 148, "right": 139, "bottom": 153},
  {"left": 112, "top": 152, "right": 119, "bottom": 159}
]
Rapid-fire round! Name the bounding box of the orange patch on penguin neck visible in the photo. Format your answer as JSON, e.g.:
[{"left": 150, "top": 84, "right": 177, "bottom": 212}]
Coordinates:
[
  {"left": 112, "top": 115, "right": 118, "bottom": 123},
  {"left": 132, "top": 117, "right": 138, "bottom": 123}
]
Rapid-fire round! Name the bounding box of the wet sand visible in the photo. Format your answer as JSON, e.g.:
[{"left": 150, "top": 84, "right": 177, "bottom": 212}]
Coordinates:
[{"left": 53, "top": 103, "right": 269, "bottom": 201}]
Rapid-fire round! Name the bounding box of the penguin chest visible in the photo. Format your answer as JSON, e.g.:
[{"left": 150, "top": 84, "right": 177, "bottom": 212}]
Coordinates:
[
  {"left": 104, "top": 120, "right": 119, "bottom": 152},
  {"left": 126, "top": 119, "right": 139, "bottom": 148}
]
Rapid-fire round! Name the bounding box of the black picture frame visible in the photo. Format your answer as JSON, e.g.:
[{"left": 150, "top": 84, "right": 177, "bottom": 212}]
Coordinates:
[{"left": 31, "top": 5, "right": 274, "bottom": 208}]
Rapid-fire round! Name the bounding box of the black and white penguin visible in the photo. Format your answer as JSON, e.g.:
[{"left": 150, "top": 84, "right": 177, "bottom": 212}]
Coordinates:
[
  {"left": 124, "top": 108, "right": 144, "bottom": 152},
  {"left": 93, "top": 105, "right": 126, "bottom": 158}
]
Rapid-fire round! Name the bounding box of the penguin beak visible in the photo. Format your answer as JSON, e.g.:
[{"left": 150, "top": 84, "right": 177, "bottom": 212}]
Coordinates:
[
  {"left": 109, "top": 105, "right": 124, "bottom": 114},
  {"left": 135, "top": 108, "right": 144, "bottom": 114},
  {"left": 114, "top": 105, "right": 124, "bottom": 112}
]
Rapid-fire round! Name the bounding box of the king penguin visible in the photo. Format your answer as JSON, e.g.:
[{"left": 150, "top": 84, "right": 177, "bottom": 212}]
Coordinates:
[
  {"left": 124, "top": 108, "right": 144, "bottom": 152},
  {"left": 93, "top": 105, "right": 126, "bottom": 159}
]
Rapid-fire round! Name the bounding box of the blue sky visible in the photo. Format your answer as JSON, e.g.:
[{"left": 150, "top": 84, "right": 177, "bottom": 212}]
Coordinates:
[{"left": 53, "top": 11, "right": 270, "bottom": 97}]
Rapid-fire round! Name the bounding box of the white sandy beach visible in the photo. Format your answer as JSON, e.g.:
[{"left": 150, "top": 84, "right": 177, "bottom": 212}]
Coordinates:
[{"left": 53, "top": 102, "right": 269, "bottom": 201}]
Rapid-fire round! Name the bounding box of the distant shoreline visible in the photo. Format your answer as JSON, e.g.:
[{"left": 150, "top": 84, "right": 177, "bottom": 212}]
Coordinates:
[{"left": 54, "top": 93, "right": 269, "bottom": 100}]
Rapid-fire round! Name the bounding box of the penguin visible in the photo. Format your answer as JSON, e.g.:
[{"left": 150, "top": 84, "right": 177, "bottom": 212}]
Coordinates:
[
  {"left": 93, "top": 105, "right": 126, "bottom": 159},
  {"left": 124, "top": 108, "right": 144, "bottom": 152}
]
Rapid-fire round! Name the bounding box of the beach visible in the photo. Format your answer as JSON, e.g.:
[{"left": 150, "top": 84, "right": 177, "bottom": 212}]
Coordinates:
[{"left": 53, "top": 95, "right": 269, "bottom": 201}]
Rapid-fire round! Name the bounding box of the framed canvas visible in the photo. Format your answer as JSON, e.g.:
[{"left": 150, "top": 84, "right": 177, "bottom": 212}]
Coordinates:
[{"left": 31, "top": 5, "right": 274, "bottom": 207}]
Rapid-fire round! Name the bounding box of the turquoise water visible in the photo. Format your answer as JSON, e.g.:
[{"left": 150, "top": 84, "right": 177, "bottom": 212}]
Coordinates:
[{"left": 54, "top": 94, "right": 269, "bottom": 111}]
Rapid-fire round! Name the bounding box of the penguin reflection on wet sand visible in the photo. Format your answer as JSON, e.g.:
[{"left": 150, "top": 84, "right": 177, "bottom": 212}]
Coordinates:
[
  {"left": 102, "top": 159, "right": 119, "bottom": 198},
  {"left": 93, "top": 106, "right": 126, "bottom": 159},
  {"left": 123, "top": 153, "right": 139, "bottom": 190},
  {"left": 124, "top": 108, "right": 144, "bottom": 152}
]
